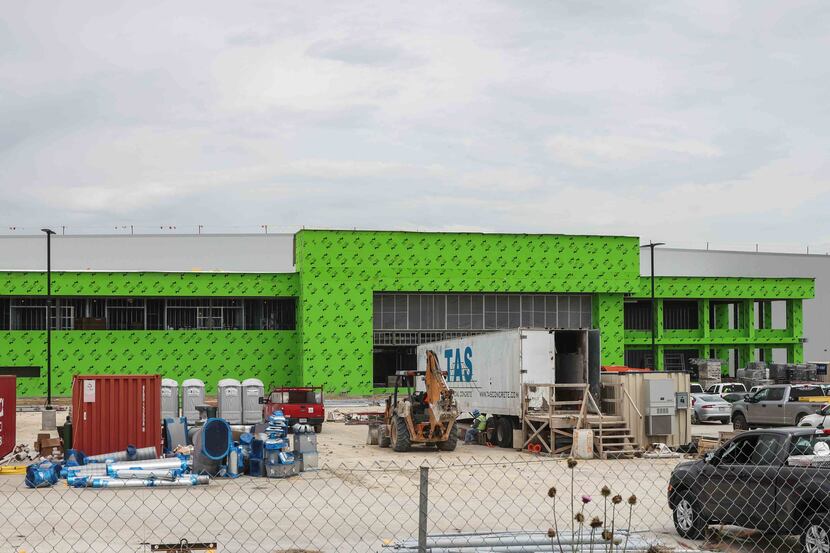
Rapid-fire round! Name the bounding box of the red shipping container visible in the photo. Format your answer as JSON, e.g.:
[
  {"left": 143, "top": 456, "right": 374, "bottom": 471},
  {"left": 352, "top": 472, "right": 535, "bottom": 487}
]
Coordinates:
[
  {"left": 72, "top": 375, "right": 161, "bottom": 457},
  {"left": 0, "top": 376, "right": 16, "bottom": 459}
]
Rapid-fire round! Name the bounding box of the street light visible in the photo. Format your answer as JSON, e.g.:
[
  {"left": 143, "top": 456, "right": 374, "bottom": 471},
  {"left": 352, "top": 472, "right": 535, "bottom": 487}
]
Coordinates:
[
  {"left": 41, "top": 228, "right": 55, "bottom": 407},
  {"left": 640, "top": 241, "right": 665, "bottom": 370}
]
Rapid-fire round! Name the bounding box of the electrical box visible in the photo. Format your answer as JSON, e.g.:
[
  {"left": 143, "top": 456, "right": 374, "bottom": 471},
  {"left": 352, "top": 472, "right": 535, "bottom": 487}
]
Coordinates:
[
  {"left": 644, "top": 379, "right": 675, "bottom": 416},
  {"left": 675, "top": 392, "right": 689, "bottom": 410}
]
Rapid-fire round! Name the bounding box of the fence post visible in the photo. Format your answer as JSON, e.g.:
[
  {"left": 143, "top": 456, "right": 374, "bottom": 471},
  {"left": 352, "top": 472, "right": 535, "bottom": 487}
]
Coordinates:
[{"left": 418, "top": 465, "right": 429, "bottom": 553}]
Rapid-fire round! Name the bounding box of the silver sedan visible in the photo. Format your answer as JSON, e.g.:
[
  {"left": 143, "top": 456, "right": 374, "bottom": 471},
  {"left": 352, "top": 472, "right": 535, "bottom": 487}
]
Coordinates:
[{"left": 691, "top": 394, "right": 732, "bottom": 424}]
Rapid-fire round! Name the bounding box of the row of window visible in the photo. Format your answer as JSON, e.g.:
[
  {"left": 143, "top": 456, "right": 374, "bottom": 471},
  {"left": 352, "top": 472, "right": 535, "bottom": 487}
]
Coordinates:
[
  {"left": 0, "top": 297, "right": 296, "bottom": 331},
  {"left": 373, "top": 293, "right": 593, "bottom": 332}
]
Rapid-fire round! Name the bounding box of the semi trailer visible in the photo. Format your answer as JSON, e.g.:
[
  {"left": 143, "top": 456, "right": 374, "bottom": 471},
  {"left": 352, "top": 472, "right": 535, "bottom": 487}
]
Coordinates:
[{"left": 416, "top": 328, "right": 601, "bottom": 448}]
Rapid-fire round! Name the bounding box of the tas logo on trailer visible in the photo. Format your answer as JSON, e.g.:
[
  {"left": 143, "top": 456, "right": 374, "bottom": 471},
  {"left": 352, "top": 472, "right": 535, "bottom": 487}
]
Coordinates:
[{"left": 443, "top": 347, "right": 473, "bottom": 382}]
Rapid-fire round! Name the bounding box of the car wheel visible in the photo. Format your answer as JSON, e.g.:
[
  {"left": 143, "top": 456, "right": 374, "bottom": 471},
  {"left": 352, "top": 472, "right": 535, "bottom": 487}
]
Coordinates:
[
  {"left": 673, "top": 496, "right": 706, "bottom": 540},
  {"left": 795, "top": 413, "right": 808, "bottom": 426},
  {"left": 691, "top": 411, "right": 700, "bottom": 425},
  {"left": 732, "top": 412, "right": 748, "bottom": 430},
  {"left": 801, "top": 515, "right": 830, "bottom": 553}
]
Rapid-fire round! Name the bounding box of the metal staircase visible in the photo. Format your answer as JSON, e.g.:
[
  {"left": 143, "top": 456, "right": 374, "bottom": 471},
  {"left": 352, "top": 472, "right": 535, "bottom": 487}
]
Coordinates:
[{"left": 588, "top": 416, "right": 637, "bottom": 459}]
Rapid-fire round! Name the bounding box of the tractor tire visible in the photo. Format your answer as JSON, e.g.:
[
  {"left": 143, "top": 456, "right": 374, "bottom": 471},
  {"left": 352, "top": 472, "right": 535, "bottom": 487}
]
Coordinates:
[
  {"left": 437, "top": 422, "right": 458, "bottom": 451},
  {"left": 485, "top": 416, "right": 498, "bottom": 444},
  {"left": 392, "top": 416, "right": 411, "bottom": 452},
  {"left": 496, "top": 417, "right": 514, "bottom": 448},
  {"left": 379, "top": 425, "right": 391, "bottom": 448}
]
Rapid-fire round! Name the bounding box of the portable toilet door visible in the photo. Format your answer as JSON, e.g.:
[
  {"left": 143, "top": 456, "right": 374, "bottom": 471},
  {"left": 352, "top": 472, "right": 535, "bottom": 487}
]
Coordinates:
[
  {"left": 241, "top": 378, "right": 265, "bottom": 424},
  {"left": 181, "top": 379, "right": 205, "bottom": 423},
  {"left": 161, "top": 378, "right": 179, "bottom": 419},
  {"left": 217, "top": 378, "right": 243, "bottom": 424}
]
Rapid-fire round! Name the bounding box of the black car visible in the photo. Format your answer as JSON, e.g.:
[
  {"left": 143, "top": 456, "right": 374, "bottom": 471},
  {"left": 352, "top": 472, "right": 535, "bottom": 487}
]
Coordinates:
[{"left": 669, "top": 428, "right": 830, "bottom": 553}]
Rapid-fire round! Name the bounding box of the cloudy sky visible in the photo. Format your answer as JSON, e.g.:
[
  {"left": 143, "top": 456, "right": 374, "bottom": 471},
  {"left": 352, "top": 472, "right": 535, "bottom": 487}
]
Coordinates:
[{"left": 2, "top": 1, "right": 829, "bottom": 249}]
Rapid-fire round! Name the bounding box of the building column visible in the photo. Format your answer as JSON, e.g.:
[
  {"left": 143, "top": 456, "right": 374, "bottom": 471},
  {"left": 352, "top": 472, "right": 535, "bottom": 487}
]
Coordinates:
[
  {"left": 595, "top": 294, "right": 624, "bottom": 366},
  {"left": 787, "top": 299, "right": 804, "bottom": 363},
  {"left": 759, "top": 301, "right": 773, "bottom": 361},
  {"left": 712, "top": 303, "right": 730, "bottom": 372}
]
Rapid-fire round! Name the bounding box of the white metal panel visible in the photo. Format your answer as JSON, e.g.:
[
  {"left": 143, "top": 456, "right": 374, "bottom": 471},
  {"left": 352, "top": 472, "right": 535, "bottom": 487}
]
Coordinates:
[
  {"left": 0, "top": 234, "right": 295, "bottom": 273},
  {"left": 417, "top": 330, "right": 523, "bottom": 417},
  {"left": 520, "top": 330, "right": 555, "bottom": 384}
]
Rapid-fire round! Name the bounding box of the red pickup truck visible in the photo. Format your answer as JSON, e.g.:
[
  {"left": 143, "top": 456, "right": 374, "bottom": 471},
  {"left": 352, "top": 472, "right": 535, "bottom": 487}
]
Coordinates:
[{"left": 262, "top": 386, "right": 325, "bottom": 433}]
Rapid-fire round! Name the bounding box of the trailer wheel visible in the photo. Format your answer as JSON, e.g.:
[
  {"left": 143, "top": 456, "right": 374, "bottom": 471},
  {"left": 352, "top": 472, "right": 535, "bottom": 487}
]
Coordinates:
[
  {"left": 392, "top": 416, "right": 411, "bottom": 452},
  {"left": 437, "top": 422, "right": 458, "bottom": 451},
  {"left": 485, "top": 416, "right": 498, "bottom": 444},
  {"left": 496, "top": 417, "right": 514, "bottom": 448}
]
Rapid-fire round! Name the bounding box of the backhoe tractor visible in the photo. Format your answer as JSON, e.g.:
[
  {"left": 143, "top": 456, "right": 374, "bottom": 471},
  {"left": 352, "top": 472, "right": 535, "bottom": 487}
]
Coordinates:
[{"left": 379, "top": 350, "right": 459, "bottom": 452}]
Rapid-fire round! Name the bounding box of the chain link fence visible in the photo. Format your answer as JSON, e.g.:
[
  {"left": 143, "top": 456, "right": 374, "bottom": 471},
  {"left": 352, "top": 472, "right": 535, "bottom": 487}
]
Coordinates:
[{"left": 2, "top": 443, "right": 829, "bottom": 553}]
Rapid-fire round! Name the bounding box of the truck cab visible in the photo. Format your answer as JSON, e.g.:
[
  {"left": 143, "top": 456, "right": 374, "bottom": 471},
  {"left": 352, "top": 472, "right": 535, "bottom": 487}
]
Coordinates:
[
  {"left": 731, "top": 385, "right": 830, "bottom": 429},
  {"left": 262, "top": 387, "right": 325, "bottom": 433}
]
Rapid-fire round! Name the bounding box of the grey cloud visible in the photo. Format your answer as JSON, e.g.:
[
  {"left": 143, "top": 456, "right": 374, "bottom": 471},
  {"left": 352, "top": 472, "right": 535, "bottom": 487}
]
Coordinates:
[
  {"left": 1, "top": 0, "right": 829, "bottom": 248},
  {"left": 305, "top": 38, "right": 418, "bottom": 67}
]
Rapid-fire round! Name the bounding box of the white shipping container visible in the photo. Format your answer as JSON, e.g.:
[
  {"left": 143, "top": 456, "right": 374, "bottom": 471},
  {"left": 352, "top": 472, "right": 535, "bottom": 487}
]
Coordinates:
[{"left": 416, "top": 329, "right": 598, "bottom": 419}]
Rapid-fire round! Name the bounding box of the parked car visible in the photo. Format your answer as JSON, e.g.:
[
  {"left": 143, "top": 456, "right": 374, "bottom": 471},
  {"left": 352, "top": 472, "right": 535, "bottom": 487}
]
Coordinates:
[
  {"left": 690, "top": 383, "right": 704, "bottom": 394},
  {"left": 731, "top": 385, "right": 830, "bottom": 429},
  {"left": 705, "top": 383, "right": 747, "bottom": 398},
  {"left": 261, "top": 386, "right": 325, "bottom": 433},
  {"left": 799, "top": 404, "right": 830, "bottom": 428},
  {"left": 749, "top": 385, "right": 766, "bottom": 395},
  {"left": 668, "top": 427, "right": 830, "bottom": 552},
  {"left": 691, "top": 394, "right": 732, "bottom": 424}
]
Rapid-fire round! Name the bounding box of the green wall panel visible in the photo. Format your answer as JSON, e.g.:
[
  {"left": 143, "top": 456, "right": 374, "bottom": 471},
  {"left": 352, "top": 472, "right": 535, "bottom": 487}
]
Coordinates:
[
  {"left": 595, "top": 294, "right": 624, "bottom": 365},
  {"left": 295, "top": 230, "right": 642, "bottom": 394},
  {"left": 0, "top": 271, "right": 299, "bottom": 297},
  {"left": 632, "top": 276, "right": 814, "bottom": 299},
  {"left": 1, "top": 331, "right": 300, "bottom": 397}
]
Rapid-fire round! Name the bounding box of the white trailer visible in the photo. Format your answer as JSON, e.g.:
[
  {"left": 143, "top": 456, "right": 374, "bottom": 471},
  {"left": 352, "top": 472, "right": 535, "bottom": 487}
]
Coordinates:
[{"left": 416, "top": 328, "right": 600, "bottom": 448}]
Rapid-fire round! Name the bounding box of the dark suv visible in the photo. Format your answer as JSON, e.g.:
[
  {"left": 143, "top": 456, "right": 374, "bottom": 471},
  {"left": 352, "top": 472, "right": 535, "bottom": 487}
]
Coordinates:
[{"left": 669, "top": 428, "right": 830, "bottom": 553}]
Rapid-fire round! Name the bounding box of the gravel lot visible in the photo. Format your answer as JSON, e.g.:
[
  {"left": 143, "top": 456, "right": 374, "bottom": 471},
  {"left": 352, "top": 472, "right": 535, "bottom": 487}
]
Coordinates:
[{"left": 3, "top": 411, "right": 786, "bottom": 553}]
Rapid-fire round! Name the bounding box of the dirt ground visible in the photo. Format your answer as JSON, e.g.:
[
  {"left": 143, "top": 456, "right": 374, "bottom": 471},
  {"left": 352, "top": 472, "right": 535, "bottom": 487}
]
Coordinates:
[{"left": 3, "top": 408, "right": 764, "bottom": 553}]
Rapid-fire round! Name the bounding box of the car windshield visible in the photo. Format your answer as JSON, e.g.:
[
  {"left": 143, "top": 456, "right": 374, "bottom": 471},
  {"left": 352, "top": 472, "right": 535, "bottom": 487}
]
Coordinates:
[
  {"left": 691, "top": 384, "right": 703, "bottom": 393},
  {"left": 723, "top": 384, "right": 746, "bottom": 393},
  {"left": 790, "top": 434, "right": 830, "bottom": 456}
]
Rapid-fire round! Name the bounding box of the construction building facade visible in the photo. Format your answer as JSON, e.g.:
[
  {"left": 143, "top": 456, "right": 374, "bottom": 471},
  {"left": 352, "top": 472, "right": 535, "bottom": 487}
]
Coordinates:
[{"left": 0, "top": 230, "right": 815, "bottom": 397}]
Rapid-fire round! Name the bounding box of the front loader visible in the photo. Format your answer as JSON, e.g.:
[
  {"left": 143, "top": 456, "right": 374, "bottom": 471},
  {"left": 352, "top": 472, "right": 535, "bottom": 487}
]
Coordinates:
[{"left": 379, "top": 350, "right": 459, "bottom": 452}]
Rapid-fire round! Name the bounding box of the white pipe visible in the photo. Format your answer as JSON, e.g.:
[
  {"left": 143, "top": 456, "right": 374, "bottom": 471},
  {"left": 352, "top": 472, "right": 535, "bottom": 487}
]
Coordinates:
[
  {"left": 84, "top": 446, "right": 157, "bottom": 464},
  {"left": 85, "top": 475, "right": 209, "bottom": 488},
  {"left": 113, "top": 469, "right": 178, "bottom": 481}
]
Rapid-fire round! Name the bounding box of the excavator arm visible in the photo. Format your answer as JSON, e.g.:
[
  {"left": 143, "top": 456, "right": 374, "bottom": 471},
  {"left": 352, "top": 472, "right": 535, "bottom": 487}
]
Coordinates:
[{"left": 424, "top": 350, "right": 457, "bottom": 429}]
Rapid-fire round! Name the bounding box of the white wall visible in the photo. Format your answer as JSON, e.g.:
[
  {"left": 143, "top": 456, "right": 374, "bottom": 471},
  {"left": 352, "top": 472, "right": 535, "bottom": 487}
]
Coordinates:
[
  {"left": 0, "top": 234, "right": 296, "bottom": 273},
  {"left": 644, "top": 249, "right": 830, "bottom": 362}
]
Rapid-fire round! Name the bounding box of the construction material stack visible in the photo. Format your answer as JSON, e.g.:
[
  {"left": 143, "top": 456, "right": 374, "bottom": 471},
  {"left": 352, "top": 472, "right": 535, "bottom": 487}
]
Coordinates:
[
  {"left": 263, "top": 410, "right": 297, "bottom": 478},
  {"left": 738, "top": 361, "right": 773, "bottom": 390},
  {"left": 690, "top": 358, "right": 722, "bottom": 391}
]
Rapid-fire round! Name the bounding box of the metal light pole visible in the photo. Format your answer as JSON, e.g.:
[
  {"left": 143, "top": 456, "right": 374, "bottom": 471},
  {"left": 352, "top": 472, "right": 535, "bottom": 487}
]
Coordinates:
[
  {"left": 641, "top": 242, "right": 665, "bottom": 369},
  {"left": 41, "top": 228, "right": 55, "bottom": 407}
]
